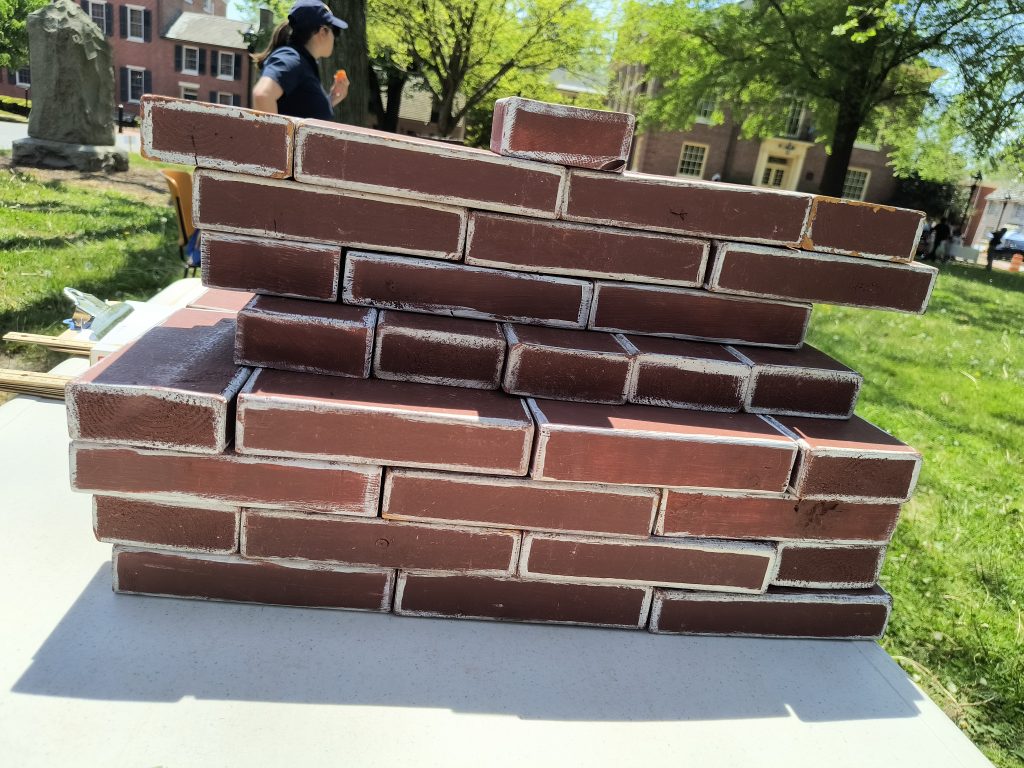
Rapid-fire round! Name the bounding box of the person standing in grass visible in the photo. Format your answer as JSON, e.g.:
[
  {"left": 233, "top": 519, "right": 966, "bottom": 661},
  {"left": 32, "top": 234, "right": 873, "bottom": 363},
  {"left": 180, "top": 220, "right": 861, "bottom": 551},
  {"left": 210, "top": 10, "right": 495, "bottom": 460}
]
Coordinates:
[{"left": 251, "top": 0, "right": 349, "bottom": 120}]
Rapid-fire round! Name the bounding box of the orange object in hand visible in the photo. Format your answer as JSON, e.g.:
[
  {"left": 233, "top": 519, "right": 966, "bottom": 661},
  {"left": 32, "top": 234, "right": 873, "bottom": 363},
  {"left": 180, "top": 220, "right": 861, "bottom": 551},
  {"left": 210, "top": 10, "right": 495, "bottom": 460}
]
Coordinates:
[{"left": 334, "top": 69, "right": 348, "bottom": 85}]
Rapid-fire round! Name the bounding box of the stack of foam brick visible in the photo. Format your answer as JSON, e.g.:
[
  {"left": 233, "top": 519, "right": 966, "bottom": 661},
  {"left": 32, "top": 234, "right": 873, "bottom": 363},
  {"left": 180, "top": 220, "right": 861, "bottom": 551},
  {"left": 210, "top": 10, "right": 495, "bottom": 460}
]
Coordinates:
[{"left": 66, "top": 94, "right": 936, "bottom": 639}]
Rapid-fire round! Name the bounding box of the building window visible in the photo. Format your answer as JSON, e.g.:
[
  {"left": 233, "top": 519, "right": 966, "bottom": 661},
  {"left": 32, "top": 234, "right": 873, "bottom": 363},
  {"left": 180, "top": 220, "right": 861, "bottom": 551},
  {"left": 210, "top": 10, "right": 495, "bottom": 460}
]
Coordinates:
[
  {"left": 127, "top": 6, "right": 145, "bottom": 41},
  {"left": 695, "top": 94, "right": 716, "bottom": 123},
  {"left": 760, "top": 155, "right": 790, "bottom": 188},
  {"left": 217, "top": 52, "right": 235, "bottom": 79},
  {"left": 841, "top": 168, "right": 870, "bottom": 201},
  {"left": 88, "top": 0, "right": 107, "bottom": 33},
  {"left": 182, "top": 46, "right": 199, "bottom": 75},
  {"left": 677, "top": 143, "right": 708, "bottom": 178},
  {"left": 15, "top": 68, "right": 30, "bottom": 87},
  {"left": 204, "top": 0, "right": 214, "bottom": 12},
  {"left": 126, "top": 66, "right": 146, "bottom": 102},
  {"left": 783, "top": 98, "right": 806, "bottom": 138},
  {"left": 180, "top": 84, "right": 199, "bottom": 100},
  {"left": 217, "top": 92, "right": 234, "bottom": 105}
]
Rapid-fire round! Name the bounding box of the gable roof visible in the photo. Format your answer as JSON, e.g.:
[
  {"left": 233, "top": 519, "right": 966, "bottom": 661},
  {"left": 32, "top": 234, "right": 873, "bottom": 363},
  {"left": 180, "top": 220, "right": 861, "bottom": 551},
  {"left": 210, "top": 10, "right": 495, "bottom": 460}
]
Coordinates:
[{"left": 164, "top": 12, "right": 252, "bottom": 49}]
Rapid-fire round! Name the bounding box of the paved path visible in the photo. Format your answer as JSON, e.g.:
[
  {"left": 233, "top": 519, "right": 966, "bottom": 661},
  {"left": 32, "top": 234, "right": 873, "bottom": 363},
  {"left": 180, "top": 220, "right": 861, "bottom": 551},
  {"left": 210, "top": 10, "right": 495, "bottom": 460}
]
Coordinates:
[{"left": 1, "top": 122, "right": 140, "bottom": 152}]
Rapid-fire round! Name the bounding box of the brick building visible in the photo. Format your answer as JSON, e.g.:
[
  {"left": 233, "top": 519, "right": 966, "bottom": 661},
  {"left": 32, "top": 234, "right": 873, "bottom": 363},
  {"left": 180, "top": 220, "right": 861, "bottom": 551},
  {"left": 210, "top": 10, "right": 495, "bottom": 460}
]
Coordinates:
[
  {"left": 615, "top": 73, "right": 898, "bottom": 204},
  {"left": 1, "top": 0, "right": 252, "bottom": 116}
]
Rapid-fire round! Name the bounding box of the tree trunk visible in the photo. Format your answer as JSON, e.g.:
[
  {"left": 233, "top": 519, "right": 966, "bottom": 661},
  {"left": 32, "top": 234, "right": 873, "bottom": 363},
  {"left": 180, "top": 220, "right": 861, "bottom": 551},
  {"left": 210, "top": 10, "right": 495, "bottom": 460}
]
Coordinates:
[
  {"left": 819, "top": 102, "right": 863, "bottom": 197},
  {"left": 382, "top": 69, "right": 406, "bottom": 132},
  {"left": 324, "top": 0, "right": 369, "bottom": 126}
]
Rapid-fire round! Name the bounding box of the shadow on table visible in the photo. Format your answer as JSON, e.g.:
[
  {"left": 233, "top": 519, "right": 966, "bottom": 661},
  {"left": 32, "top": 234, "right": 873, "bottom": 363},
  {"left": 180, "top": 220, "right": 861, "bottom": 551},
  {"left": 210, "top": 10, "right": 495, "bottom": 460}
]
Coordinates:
[{"left": 14, "top": 564, "right": 924, "bottom": 723}]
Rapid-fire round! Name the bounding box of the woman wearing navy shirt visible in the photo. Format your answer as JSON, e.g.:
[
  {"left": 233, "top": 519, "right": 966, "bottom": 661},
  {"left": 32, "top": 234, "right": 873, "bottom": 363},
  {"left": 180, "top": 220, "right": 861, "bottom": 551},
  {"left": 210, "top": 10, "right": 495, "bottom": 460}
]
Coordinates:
[{"left": 251, "top": 0, "right": 348, "bottom": 120}]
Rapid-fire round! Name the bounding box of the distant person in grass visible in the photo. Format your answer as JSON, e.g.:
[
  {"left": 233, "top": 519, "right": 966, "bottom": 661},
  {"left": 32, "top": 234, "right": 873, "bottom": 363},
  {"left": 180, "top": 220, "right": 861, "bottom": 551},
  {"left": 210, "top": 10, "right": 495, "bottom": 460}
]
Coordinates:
[
  {"left": 251, "top": 0, "right": 349, "bottom": 120},
  {"left": 987, "top": 227, "right": 1008, "bottom": 271}
]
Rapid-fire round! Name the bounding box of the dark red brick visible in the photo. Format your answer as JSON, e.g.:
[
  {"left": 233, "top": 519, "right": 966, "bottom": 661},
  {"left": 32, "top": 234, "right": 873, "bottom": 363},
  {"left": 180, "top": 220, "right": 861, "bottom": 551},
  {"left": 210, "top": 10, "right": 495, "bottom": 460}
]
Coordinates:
[
  {"left": 396, "top": 572, "right": 650, "bottom": 627},
  {"left": 200, "top": 231, "right": 342, "bottom": 301},
  {"left": 707, "top": 242, "right": 937, "bottom": 313},
  {"left": 66, "top": 308, "right": 250, "bottom": 454},
  {"left": 521, "top": 533, "right": 775, "bottom": 591},
  {"left": 589, "top": 282, "right": 809, "bottom": 347},
  {"left": 530, "top": 399, "right": 797, "bottom": 491},
  {"left": 236, "top": 369, "right": 534, "bottom": 475},
  {"left": 343, "top": 251, "right": 592, "bottom": 328},
  {"left": 729, "top": 343, "right": 861, "bottom": 419},
  {"left": 563, "top": 169, "right": 811, "bottom": 245},
  {"left": 194, "top": 171, "right": 465, "bottom": 260},
  {"left": 490, "top": 97, "right": 634, "bottom": 172},
  {"left": 802, "top": 196, "right": 925, "bottom": 262},
  {"left": 503, "top": 324, "right": 633, "bottom": 404},
  {"left": 774, "top": 543, "right": 885, "bottom": 588},
  {"left": 295, "top": 119, "right": 565, "bottom": 216},
  {"left": 658, "top": 490, "right": 901, "bottom": 543},
  {"left": 373, "top": 310, "right": 505, "bottom": 389},
  {"left": 779, "top": 415, "right": 922, "bottom": 502},
  {"left": 466, "top": 213, "right": 707, "bottom": 286},
  {"left": 624, "top": 336, "right": 749, "bottom": 411},
  {"left": 71, "top": 442, "right": 381, "bottom": 515},
  {"left": 651, "top": 585, "right": 892, "bottom": 638},
  {"left": 235, "top": 295, "right": 375, "bottom": 377},
  {"left": 94, "top": 495, "right": 239, "bottom": 553},
  {"left": 141, "top": 95, "right": 294, "bottom": 178},
  {"left": 383, "top": 469, "right": 658, "bottom": 538},
  {"left": 242, "top": 510, "right": 519, "bottom": 574},
  {"left": 114, "top": 546, "right": 394, "bottom": 611}
]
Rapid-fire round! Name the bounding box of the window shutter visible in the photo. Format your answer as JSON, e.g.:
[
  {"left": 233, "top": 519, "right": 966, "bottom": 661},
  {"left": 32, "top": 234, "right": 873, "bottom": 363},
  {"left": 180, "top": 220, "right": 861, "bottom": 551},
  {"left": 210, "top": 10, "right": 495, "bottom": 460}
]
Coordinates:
[
  {"left": 143, "top": 9, "right": 151, "bottom": 42},
  {"left": 104, "top": 4, "right": 113, "bottom": 36},
  {"left": 198, "top": 49, "right": 206, "bottom": 75},
  {"left": 232, "top": 93, "right": 240, "bottom": 106},
  {"left": 6, "top": 70, "right": 15, "bottom": 85},
  {"left": 234, "top": 53, "right": 242, "bottom": 80},
  {"left": 119, "top": 5, "right": 127, "bottom": 38},
  {"left": 174, "top": 45, "right": 182, "bottom": 72},
  {"left": 209, "top": 90, "right": 217, "bottom": 103},
  {"left": 79, "top": 0, "right": 88, "bottom": 13},
  {"left": 120, "top": 67, "right": 129, "bottom": 102},
  {"left": 143, "top": 70, "right": 152, "bottom": 94}
]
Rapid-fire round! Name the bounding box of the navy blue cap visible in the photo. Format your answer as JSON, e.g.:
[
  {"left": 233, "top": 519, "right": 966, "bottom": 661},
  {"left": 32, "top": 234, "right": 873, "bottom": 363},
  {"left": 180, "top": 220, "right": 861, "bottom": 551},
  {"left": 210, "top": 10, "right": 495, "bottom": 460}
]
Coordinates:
[{"left": 288, "top": 0, "right": 348, "bottom": 32}]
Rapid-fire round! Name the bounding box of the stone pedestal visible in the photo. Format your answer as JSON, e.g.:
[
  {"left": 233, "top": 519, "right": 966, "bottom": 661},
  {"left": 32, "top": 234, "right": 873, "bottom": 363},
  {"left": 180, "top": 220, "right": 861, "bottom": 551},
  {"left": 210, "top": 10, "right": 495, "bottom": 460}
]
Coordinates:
[{"left": 12, "top": 137, "right": 128, "bottom": 172}]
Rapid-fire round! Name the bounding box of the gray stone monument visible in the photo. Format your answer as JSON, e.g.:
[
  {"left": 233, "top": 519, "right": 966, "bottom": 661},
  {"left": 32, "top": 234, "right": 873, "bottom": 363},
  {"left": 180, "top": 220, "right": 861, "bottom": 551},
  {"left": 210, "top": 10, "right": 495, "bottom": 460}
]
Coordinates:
[{"left": 12, "top": 0, "right": 128, "bottom": 172}]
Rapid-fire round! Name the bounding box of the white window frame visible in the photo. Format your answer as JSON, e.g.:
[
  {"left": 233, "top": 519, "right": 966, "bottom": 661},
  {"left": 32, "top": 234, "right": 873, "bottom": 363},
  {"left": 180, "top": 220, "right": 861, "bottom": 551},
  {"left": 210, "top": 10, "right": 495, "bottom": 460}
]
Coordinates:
[
  {"left": 126, "top": 5, "right": 145, "bottom": 43},
  {"left": 217, "top": 51, "right": 235, "bottom": 80},
  {"left": 181, "top": 45, "right": 200, "bottom": 76},
  {"left": 695, "top": 94, "right": 716, "bottom": 124},
  {"left": 179, "top": 83, "right": 199, "bottom": 100},
  {"left": 87, "top": 0, "right": 107, "bottom": 34},
  {"left": 217, "top": 91, "right": 234, "bottom": 105},
  {"left": 15, "top": 68, "right": 30, "bottom": 87},
  {"left": 782, "top": 97, "right": 808, "bottom": 138},
  {"left": 126, "top": 65, "right": 146, "bottom": 103},
  {"left": 677, "top": 142, "right": 709, "bottom": 178},
  {"left": 841, "top": 167, "right": 871, "bottom": 201}
]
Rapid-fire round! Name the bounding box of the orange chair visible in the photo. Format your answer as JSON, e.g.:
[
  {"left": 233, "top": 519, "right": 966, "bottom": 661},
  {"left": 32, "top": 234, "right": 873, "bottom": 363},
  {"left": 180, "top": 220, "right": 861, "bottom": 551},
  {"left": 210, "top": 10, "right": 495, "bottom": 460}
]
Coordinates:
[{"left": 160, "top": 169, "right": 199, "bottom": 278}]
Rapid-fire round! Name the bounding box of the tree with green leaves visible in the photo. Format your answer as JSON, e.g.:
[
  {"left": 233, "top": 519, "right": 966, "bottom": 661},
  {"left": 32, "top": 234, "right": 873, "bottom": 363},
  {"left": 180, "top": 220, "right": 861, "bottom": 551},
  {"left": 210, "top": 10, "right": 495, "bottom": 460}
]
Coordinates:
[
  {"left": 0, "top": 0, "right": 47, "bottom": 70},
  {"left": 370, "top": 0, "right": 606, "bottom": 137},
  {"left": 616, "top": 1, "right": 1024, "bottom": 196}
]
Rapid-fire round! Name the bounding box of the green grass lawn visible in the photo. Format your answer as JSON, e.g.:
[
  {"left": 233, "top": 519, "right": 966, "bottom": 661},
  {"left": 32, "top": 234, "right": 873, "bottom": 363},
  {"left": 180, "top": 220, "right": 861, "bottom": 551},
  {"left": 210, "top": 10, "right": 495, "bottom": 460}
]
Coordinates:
[
  {"left": 0, "top": 164, "right": 183, "bottom": 372},
  {"left": 807, "top": 264, "right": 1024, "bottom": 766},
  {"left": 0, "top": 162, "right": 1021, "bottom": 764}
]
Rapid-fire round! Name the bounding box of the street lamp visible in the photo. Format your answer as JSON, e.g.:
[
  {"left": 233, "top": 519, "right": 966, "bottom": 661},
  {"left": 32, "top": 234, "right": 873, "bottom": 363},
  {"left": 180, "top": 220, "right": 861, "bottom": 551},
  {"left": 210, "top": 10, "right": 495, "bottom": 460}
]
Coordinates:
[{"left": 995, "top": 190, "right": 1013, "bottom": 231}]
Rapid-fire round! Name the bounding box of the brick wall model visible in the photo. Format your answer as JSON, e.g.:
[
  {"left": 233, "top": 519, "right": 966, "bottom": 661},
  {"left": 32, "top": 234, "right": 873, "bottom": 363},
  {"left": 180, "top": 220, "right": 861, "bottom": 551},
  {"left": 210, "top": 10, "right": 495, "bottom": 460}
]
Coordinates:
[{"left": 64, "top": 95, "right": 936, "bottom": 641}]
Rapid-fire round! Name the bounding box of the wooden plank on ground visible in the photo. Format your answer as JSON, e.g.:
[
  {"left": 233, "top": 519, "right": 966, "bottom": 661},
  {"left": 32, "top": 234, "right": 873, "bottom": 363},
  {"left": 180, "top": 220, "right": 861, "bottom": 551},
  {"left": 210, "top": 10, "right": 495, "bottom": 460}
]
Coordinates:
[
  {"left": 0, "top": 369, "right": 71, "bottom": 400},
  {"left": 3, "top": 332, "right": 94, "bottom": 356}
]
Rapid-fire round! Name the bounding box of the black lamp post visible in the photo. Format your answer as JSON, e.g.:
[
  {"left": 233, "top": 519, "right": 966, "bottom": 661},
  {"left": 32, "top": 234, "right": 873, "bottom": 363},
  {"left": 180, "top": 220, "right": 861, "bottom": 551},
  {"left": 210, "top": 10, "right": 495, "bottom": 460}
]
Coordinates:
[{"left": 962, "top": 170, "right": 982, "bottom": 230}]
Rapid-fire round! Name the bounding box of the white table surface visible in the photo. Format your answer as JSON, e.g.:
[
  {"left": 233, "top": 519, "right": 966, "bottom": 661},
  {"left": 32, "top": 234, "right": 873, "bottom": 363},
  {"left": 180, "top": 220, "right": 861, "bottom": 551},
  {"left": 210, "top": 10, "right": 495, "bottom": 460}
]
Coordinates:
[{"left": 0, "top": 379, "right": 994, "bottom": 768}]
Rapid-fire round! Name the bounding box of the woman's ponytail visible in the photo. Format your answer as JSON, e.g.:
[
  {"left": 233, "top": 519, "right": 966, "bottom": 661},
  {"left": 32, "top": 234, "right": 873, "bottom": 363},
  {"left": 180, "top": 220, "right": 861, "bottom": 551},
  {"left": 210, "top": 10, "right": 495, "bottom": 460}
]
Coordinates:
[{"left": 252, "top": 21, "right": 292, "bottom": 67}]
